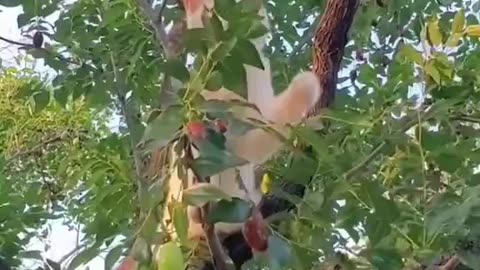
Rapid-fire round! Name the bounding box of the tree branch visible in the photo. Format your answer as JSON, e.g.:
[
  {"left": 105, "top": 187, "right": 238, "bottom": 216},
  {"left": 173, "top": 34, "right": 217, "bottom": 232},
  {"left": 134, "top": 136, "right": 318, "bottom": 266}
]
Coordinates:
[
  {"left": 308, "top": 0, "right": 360, "bottom": 115},
  {"left": 5, "top": 136, "right": 63, "bottom": 166},
  {"left": 109, "top": 53, "right": 146, "bottom": 187},
  {"left": 288, "top": 15, "right": 322, "bottom": 63},
  {"left": 185, "top": 144, "right": 230, "bottom": 270},
  {"left": 135, "top": 0, "right": 175, "bottom": 58}
]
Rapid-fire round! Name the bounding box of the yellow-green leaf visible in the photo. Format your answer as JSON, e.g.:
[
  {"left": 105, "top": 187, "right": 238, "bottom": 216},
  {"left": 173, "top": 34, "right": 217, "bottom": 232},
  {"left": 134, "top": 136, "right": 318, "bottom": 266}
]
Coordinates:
[
  {"left": 399, "top": 44, "right": 424, "bottom": 65},
  {"left": 452, "top": 8, "right": 465, "bottom": 33},
  {"left": 465, "top": 25, "right": 480, "bottom": 37},
  {"left": 156, "top": 242, "right": 184, "bottom": 270},
  {"left": 427, "top": 19, "right": 443, "bottom": 46},
  {"left": 424, "top": 61, "right": 441, "bottom": 85},
  {"left": 445, "top": 32, "right": 463, "bottom": 47}
]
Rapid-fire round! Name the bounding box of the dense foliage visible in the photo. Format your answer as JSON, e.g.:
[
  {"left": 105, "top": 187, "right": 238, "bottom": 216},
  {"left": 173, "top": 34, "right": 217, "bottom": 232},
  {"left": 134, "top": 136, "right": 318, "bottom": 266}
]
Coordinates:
[{"left": 2, "top": 0, "right": 480, "bottom": 269}]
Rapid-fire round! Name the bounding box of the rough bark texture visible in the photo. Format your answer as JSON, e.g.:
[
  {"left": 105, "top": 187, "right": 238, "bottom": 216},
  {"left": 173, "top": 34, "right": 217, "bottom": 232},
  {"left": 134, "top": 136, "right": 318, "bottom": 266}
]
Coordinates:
[{"left": 308, "top": 0, "right": 359, "bottom": 116}]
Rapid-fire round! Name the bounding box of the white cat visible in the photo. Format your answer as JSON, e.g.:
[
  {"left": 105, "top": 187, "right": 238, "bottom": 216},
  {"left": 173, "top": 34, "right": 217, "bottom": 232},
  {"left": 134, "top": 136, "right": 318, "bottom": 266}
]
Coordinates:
[{"left": 179, "top": 0, "right": 322, "bottom": 239}]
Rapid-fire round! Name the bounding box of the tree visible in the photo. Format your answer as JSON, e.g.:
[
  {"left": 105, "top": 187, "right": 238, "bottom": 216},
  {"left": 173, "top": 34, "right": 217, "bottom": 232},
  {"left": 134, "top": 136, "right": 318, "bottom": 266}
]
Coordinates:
[{"left": 2, "top": 0, "right": 480, "bottom": 269}]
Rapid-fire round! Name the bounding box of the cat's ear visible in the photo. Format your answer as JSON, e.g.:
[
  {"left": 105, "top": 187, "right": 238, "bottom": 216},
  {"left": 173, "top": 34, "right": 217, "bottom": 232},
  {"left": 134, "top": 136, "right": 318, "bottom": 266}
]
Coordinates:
[
  {"left": 182, "top": 0, "right": 214, "bottom": 29},
  {"left": 228, "top": 71, "right": 321, "bottom": 164}
]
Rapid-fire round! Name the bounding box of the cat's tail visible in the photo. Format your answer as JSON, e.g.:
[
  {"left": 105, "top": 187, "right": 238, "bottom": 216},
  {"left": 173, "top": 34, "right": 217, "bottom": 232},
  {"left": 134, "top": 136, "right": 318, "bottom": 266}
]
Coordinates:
[
  {"left": 264, "top": 71, "right": 321, "bottom": 125},
  {"left": 229, "top": 71, "right": 321, "bottom": 165}
]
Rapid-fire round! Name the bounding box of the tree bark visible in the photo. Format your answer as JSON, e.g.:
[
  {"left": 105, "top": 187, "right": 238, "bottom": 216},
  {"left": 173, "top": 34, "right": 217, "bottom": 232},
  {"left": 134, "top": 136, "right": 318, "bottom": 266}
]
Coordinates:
[{"left": 308, "top": 0, "right": 359, "bottom": 115}]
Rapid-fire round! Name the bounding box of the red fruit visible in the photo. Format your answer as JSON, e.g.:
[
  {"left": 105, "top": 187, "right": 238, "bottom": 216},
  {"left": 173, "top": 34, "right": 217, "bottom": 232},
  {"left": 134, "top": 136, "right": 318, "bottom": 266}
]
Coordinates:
[
  {"left": 116, "top": 256, "right": 137, "bottom": 270},
  {"left": 213, "top": 119, "right": 228, "bottom": 133},
  {"left": 242, "top": 210, "right": 269, "bottom": 252},
  {"left": 186, "top": 121, "right": 207, "bottom": 139}
]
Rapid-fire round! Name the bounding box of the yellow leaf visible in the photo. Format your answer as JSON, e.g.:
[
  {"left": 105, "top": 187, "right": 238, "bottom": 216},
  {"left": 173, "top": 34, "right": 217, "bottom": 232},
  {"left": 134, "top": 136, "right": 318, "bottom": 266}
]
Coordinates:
[
  {"left": 424, "top": 61, "right": 441, "bottom": 85},
  {"left": 452, "top": 8, "right": 465, "bottom": 33},
  {"left": 260, "top": 173, "right": 272, "bottom": 195},
  {"left": 427, "top": 18, "right": 443, "bottom": 46},
  {"left": 399, "top": 44, "right": 424, "bottom": 65},
  {"left": 465, "top": 25, "right": 480, "bottom": 37}
]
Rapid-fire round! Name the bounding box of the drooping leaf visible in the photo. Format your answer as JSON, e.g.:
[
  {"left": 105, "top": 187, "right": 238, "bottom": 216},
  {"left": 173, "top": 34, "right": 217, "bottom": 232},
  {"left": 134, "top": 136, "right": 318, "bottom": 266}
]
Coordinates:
[
  {"left": 33, "top": 91, "right": 50, "bottom": 113},
  {"left": 156, "top": 242, "right": 184, "bottom": 270},
  {"left": 207, "top": 197, "right": 253, "bottom": 224},
  {"left": 183, "top": 183, "right": 232, "bottom": 207},
  {"left": 172, "top": 202, "right": 189, "bottom": 246},
  {"left": 232, "top": 39, "right": 265, "bottom": 70},
  {"left": 138, "top": 105, "right": 185, "bottom": 152},
  {"left": 162, "top": 59, "right": 190, "bottom": 82}
]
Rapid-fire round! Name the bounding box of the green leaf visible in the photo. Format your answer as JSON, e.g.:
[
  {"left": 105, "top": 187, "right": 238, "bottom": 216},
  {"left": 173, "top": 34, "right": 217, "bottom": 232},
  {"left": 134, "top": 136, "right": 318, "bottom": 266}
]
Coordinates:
[
  {"left": 205, "top": 71, "right": 223, "bottom": 91},
  {"left": 67, "top": 246, "right": 99, "bottom": 270},
  {"left": 215, "top": 0, "right": 237, "bottom": 21},
  {"left": 191, "top": 154, "right": 246, "bottom": 178},
  {"left": 18, "top": 250, "right": 43, "bottom": 261},
  {"left": 17, "top": 13, "right": 30, "bottom": 27},
  {"left": 245, "top": 21, "right": 270, "bottom": 39},
  {"left": 207, "top": 198, "right": 253, "bottom": 224},
  {"left": 445, "top": 32, "right": 463, "bottom": 47},
  {"left": 140, "top": 180, "right": 166, "bottom": 210},
  {"left": 104, "top": 246, "right": 124, "bottom": 270},
  {"left": 184, "top": 28, "right": 216, "bottom": 51},
  {"left": 266, "top": 235, "right": 293, "bottom": 269},
  {"left": 33, "top": 91, "right": 50, "bottom": 113},
  {"left": 219, "top": 55, "right": 247, "bottom": 97},
  {"left": 399, "top": 44, "right": 423, "bottom": 65},
  {"left": 183, "top": 183, "right": 232, "bottom": 207},
  {"left": 0, "top": 0, "right": 20, "bottom": 7},
  {"left": 190, "top": 129, "right": 247, "bottom": 177},
  {"left": 53, "top": 86, "right": 70, "bottom": 107},
  {"left": 211, "top": 37, "right": 238, "bottom": 61},
  {"left": 231, "top": 39, "right": 264, "bottom": 70},
  {"left": 156, "top": 242, "right": 184, "bottom": 270},
  {"left": 138, "top": 105, "right": 184, "bottom": 152},
  {"left": 370, "top": 248, "right": 404, "bottom": 270},
  {"left": 162, "top": 59, "right": 190, "bottom": 82},
  {"left": 172, "top": 203, "right": 189, "bottom": 246},
  {"left": 424, "top": 60, "right": 441, "bottom": 84},
  {"left": 452, "top": 8, "right": 465, "bottom": 33},
  {"left": 365, "top": 215, "right": 392, "bottom": 245}
]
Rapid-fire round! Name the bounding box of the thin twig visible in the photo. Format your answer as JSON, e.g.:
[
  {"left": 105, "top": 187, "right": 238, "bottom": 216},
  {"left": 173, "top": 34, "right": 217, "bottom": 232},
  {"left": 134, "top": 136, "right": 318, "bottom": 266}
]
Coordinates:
[
  {"left": 343, "top": 105, "right": 433, "bottom": 180},
  {"left": 0, "top": 35, "right": 80, "bottom": 65},
  {"left": 288, "top": 15, "right": 322, "bottom": 63},
  {"left": 58, "top": 243, "right": 88, "bottom": 264},
  {"left": 201, "top": 206, "right": 229, "bottom": 270},
  {"left": 109, "top": 52, "right": 145, "bottom": 185},
  {"left": 4, "top": 135, "right": 64, "bottom": 168}
]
